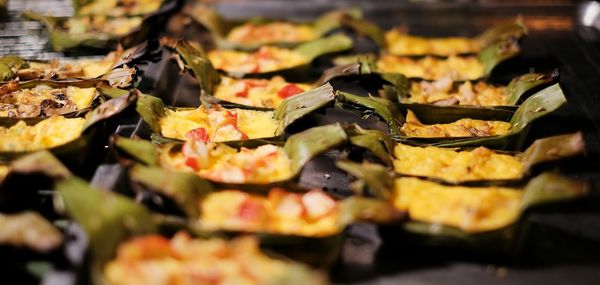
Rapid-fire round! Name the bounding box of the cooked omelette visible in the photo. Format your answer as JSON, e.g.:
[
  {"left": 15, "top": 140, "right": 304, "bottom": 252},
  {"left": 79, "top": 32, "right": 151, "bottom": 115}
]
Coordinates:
[
  {"left": 104, "top": 232, "right": 326, "bottom": 285},
  {"left": 0, "top": 116, "right": 86, "bottom": 152},
  {"left": 160, "top": 141, "right": 292, "bottom": 184},
  {"left": 200, "top": 188, "right": 341, "bottom": 237},
  {"left": 226, "top": 22, "right": 317, "bottom": 46},
  {"left": 401, "top": 110, "right": 511, "bottom": 138},
  {"left": 377, "top": 54, "right": 485, "bottom": 81},
  {"left": 393, "top": 143, "right": 524, "bottom": 182},
  {"left": 214, "top": 76, "right": 311, "bottom": 108},
  {"left": 208, "top": 46, "right": 307, "bottom": 74},
  {"left": 158, "top": 105, "right": 279, "bottom": 142},
  {"left": 393, "top": 177, "right": 522, "bottom": 233}
]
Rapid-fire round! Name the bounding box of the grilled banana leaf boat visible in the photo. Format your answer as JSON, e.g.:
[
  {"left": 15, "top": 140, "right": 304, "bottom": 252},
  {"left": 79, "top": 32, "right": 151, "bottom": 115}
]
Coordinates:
[
  {"left": 390, "top": 132, "right": 585, "bottom": 184},
  {"left": 333, "top": 38, "right": 521, "bottom": 81},
  {"left": 165, "top": 38, "right": 360, "bottom": 110},
  {"left": 115, "top": 123, "right": 348, "bottom": 188},
  {"left": 336, "top": 160, "right": 589, "bottom": 252},
  {"left": 384, "top": 18, "right": 526, "bottom": 56},
  {"left": 0, "top": 90, "right": 137, "bottom": 166},
  {"left": 0, "top": 43, "right": 146, "bottom": 82},
  {"left": 137, "top": 83, "right": 334, "bottom": 144},
  {"left": 185, "top": 4, "right": 373, "bottom": 51},
  {"left": 25, "top": 0, "right": 178, "bottom": 51},
  {"left": 336, "top": 83, "right": 567, "bottom": 149}
]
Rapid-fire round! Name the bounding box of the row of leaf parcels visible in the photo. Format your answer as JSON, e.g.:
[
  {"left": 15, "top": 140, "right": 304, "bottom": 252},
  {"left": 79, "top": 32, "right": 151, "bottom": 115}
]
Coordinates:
[
  {"left": 187, "top": 3, "right": 525, "bottom": 56},
  {"left": 0, "top": 147, "right": 331, "bottom": 285},
  {"left": 26, "top": 0, "right": 172, "bottom": 51},
  {"left": 163, "top": 37, "right": 351, "bottom": 111}
]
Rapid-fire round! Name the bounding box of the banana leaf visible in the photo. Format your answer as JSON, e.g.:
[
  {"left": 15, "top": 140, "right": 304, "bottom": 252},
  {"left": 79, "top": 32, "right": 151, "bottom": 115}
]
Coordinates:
[
  {"left": 332, "top": 38, "right": 521, "bottom": 81},
  {"left": 185, "top": 4, "right": 365, "bottom": 50},
  {"left": 54, "top": 176, "right": 158, "bottom": 284},
  {"left": 0, "top": 150, "right": 71, "bottom": 184},
  {"left": 137, "top": 83, "right": 335, "bottom": 144},
  {"left": 0, "top": 76, "right": 137, "bottom": 125},
  {"left": 24, "top": 0, "right": 178, "bottom": 51},
  {"left": 208, "top": 34, "right": 353, "bottom": 81},
  {"left": 115, "top": 123, "right": 348, "bottom": 189},
  {"left": 0, "top": 43, "right": 145, "bottom": 83},
  {"left": 388, "top": 70, "right": 559, "bottom": 111},
  {"left": 384, "top": 17, "right": 526, "bottom": 56},
  {"left": 390, "top": 132, "right": 585, "bottom": 185},
  {"left": 166, "top": 38, "right": 352, "bottom": 110},
  {"left": 55, "top": 177, "right": 329, "bottom": 281},
  {"left": 345, "top": 124, "right": 395, "bottom": 166},
  {"left": 336, "top": 83, "right": 567, "bottom": 149},
  {"left": 0, "top": 89, "right": 138, "bottom": 164},
  {"left": 336, "top": 160, "right": 589, "bottom": 251}
]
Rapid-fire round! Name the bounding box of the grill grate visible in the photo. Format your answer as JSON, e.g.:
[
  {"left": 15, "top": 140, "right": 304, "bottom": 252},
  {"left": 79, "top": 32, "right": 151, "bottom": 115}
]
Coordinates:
[{"left": 0, "top": 0, "right": 73, "bottom": 58}]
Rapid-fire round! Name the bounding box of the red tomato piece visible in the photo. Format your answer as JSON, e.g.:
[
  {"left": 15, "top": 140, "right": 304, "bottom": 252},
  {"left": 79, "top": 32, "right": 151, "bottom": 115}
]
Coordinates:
[
  {"left": 184, "top": 156, "right": 200, "bottom": 171},
  {"left": 277, "top": 84, "right": 304, "bottom": 99},
  {"left": 237, "top": 198, "right": 264, "bottom": 222},
  {"left": 186, "top": 127, "right": 209, "bottom": 142}
]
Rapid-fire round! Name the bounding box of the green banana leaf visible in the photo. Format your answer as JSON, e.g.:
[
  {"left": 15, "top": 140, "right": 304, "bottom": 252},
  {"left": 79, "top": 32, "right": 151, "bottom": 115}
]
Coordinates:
[
  {"left": 345, "top": 124, "right": 395, "bottom": 166},
  {"left": 185, "top": 4, "right": 364, "bottom": 50},
  {"left": 115, "top": 123, "right": 348, "bottom": 188},
  {"left": 389, "top": 132, "right": 585, "bottom": 185},
  {"left": 54, "top": 176, "right": 158, "bottom": 284},
  {"left": 0, "top": 150, "right": 72, "bottom": 184},
  {"left": 24, "top": 1, "right": 177, "bottom": 51},
  {"left": 0, "top": 89, "right": 138, "bottom": 164},
  {"left": 137, "top": 83, "right": 335, "bottom": 144},
  {"left": 166, "top": 38, "right": 352, "bottom": 110},
  {"left": 336, "top": 160, "right": 589, "bottom": 250},
  {"left": 211, "top": 34, "right": 353, "bottom": 80},
  {"left": 477, "top": 17, "right": 528, "bottom": 49},
  {"left": 388, "top": 70, "right": 559, "bottom": 110},
  {"left": 333, "top": 38, "right": 521, "bottom": 81},
  {"left": 336, "top": 83, "right": 567, "bottom": 149},
  {"left": 0, "top": 43, "right": 145, "bottom": 83}
]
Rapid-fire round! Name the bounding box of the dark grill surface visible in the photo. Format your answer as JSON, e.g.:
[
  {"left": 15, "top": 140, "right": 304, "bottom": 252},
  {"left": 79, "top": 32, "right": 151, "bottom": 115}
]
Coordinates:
[{"left": 3, "top": 1, "right": 600, "bottom": 284}]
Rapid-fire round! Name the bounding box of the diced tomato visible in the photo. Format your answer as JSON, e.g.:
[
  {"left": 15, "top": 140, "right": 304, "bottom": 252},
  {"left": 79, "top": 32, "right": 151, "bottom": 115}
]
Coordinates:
[
  {"left": 223, "top": 111, "right": 238, "bottom": 126},
  {"left": 235, "top": 86, "right": 249, "bottom": 98},
  {"left": 184, "top": 156, "right": 200, "bottom": 171},
  {"left": 237, "top": 198, "right": 264, "bottom": 222},
  {"left": 277, "top": 84, "right": 304, "bottom": 99},
  {"left": 186, "top": 127, "right": 210, "bottom": 142},
  {"left": 256, "top": 48, "right": 272, "bottom": 59},
  {"left": 252, "top": 64, "right": 261, "bottom": 73},
  {"left": 302, "top": 190, "right": 336, "bottom": 220}
]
